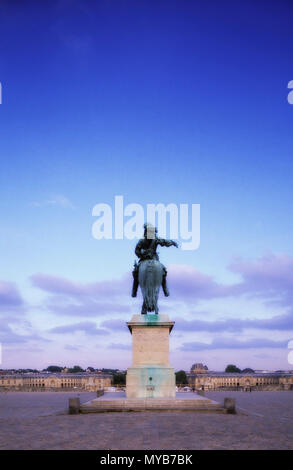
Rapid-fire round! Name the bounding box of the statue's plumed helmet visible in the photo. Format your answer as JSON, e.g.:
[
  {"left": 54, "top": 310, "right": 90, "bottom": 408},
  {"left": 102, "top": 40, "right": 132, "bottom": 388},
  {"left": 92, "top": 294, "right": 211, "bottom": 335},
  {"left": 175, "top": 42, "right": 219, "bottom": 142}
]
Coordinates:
[
  {"left": 143, "top": 223, "right": 157, "bottom": 232},
  {"left": 143, "top": 223, "right": 157, "bottom": 238}
]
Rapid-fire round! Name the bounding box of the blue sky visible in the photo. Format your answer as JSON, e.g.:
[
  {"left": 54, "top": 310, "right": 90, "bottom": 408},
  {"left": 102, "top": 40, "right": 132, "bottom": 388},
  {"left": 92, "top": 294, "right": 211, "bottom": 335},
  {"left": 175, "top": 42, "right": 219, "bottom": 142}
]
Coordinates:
[{"left": 0, "top": 0, "right": 293, "bottom": 371}]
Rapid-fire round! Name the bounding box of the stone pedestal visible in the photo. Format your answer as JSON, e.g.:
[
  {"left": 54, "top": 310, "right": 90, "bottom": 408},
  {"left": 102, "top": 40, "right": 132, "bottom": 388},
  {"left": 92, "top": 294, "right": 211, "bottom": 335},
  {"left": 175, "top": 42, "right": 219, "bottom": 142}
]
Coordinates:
[
  {"left": 126, "top": 314, "right": 176, "bottom": 399},
  {"left": 81, "top": 313, "right": 224, "bottom": 412}
]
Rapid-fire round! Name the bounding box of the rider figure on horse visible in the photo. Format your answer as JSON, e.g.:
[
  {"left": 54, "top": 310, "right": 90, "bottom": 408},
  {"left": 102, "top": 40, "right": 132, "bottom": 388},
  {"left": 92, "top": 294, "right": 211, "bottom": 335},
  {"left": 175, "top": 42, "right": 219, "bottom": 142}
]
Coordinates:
[{"left": 131, "top": 223, "right": 178, "bottom": 298}]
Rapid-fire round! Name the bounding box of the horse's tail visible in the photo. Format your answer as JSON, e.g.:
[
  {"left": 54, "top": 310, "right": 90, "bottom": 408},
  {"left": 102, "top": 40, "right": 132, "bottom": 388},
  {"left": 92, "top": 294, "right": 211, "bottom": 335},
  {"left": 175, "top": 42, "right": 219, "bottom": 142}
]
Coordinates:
[
  {"left": 144, "top": 283, "right": 157, "bottom": 312},
  {"left": 139, "top": 260, "right": 161, "bottom": 312}
]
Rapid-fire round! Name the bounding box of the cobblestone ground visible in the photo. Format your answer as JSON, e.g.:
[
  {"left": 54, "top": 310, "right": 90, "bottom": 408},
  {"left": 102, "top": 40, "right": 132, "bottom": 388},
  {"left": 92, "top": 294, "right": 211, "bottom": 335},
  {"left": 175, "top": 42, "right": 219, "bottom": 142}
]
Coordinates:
[{"left": 0, "top": 391, "right": 292, "bottom": 450}]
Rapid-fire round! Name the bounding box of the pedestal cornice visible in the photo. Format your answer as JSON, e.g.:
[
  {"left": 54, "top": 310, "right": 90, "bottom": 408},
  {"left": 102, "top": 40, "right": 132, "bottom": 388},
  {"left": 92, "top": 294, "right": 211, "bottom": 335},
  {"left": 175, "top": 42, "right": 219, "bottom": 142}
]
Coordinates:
[{"left": 126, "top": 314, "right": 174, "bottom": 334}]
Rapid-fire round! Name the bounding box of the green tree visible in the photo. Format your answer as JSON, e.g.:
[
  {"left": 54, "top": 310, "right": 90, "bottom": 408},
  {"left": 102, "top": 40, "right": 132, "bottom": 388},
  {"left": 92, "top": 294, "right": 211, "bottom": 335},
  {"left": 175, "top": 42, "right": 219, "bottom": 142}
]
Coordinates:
[
  {"left": 113, "top": 373, "right": 126, "bottom": 385},
  {"left": 68, "top": 365, "right": 85, "bottom": 373},
  {"left": 44, "top": 365, "right": 63, "bottom": 373},
  {"left": 225, "top": 364, "right": 241, "bottom": 373},
  {"left": 175, "top": 370, "right": 188, "bottom": 385}
]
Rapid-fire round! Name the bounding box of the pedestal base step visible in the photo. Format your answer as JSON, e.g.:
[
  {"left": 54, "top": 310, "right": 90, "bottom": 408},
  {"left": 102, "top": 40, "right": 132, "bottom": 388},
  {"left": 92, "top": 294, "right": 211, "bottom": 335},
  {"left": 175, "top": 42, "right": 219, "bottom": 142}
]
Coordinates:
[{"left": 80, "top": 396, "right": 226, "bottom": 413}]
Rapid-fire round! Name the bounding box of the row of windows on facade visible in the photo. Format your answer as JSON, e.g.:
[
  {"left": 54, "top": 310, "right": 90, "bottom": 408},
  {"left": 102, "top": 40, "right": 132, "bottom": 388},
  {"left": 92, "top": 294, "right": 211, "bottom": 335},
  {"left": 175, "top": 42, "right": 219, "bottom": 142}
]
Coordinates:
[
  {"left": 189, "top": 377, "right": 280, "bottom": 385},
  {"left": 1, "top": 378, "right": 110, "bottom": 385}
]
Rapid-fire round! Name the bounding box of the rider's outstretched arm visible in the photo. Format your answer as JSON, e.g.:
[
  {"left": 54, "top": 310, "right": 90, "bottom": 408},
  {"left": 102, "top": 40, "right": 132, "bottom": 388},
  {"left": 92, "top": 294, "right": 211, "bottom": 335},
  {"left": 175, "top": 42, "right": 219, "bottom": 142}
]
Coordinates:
[{"left": 157, "top": 238, "right": 178, "bottom": 248}]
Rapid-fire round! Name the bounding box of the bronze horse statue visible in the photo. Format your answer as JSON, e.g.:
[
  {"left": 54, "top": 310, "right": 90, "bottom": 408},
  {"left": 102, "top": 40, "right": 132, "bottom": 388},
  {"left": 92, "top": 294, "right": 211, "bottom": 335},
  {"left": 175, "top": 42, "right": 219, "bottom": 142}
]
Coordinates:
[{"left": 132, "top": 224, "right": 178, "bottom": 314}]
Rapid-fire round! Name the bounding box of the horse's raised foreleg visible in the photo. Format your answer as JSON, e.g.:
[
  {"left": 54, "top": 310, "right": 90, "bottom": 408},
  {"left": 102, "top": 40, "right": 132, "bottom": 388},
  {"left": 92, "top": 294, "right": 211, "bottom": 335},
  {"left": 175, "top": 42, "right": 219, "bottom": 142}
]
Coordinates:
[{"left": 162, "top": 269, "right": 170, "bottom": 296}]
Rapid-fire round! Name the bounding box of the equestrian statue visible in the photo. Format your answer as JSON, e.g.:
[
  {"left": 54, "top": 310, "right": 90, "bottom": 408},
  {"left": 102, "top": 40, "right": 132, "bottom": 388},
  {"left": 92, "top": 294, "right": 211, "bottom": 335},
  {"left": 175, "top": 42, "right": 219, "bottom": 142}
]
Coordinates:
[{"left": 131, "top": 223, "right": 178, "bottom": 314}]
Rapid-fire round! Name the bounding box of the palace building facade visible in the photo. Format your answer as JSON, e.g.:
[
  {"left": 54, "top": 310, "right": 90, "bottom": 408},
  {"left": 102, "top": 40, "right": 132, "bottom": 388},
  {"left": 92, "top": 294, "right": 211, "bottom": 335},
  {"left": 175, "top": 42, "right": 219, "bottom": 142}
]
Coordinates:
[
  {"left": 187, "top": 371, "right": 293, "bottom": 391},
  {"left": 0, "top": 373, "right": 112, "bottom": 392}
]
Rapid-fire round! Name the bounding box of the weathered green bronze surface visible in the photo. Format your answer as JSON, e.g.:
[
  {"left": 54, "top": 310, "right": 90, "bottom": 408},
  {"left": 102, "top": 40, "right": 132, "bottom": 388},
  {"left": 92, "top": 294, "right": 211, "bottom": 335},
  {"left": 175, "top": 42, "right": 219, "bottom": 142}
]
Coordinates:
[{"left": 131, "top": 223, "right": 178, "bottom": 314}]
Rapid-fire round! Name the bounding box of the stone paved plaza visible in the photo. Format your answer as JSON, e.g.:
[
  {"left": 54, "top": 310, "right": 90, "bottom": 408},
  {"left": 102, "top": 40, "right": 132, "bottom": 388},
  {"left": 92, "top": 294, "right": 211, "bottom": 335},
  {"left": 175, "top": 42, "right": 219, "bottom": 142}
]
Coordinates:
[{"left": 0, "top": 391, "right": 292, "bottom": 450}]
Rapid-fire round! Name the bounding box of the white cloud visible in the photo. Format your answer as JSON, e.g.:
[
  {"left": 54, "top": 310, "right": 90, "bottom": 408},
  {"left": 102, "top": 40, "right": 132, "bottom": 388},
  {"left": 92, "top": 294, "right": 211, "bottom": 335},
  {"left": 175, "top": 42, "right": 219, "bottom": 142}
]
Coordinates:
[{"left": 31, "top": 194, "right": 75, "bottom": 209}]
